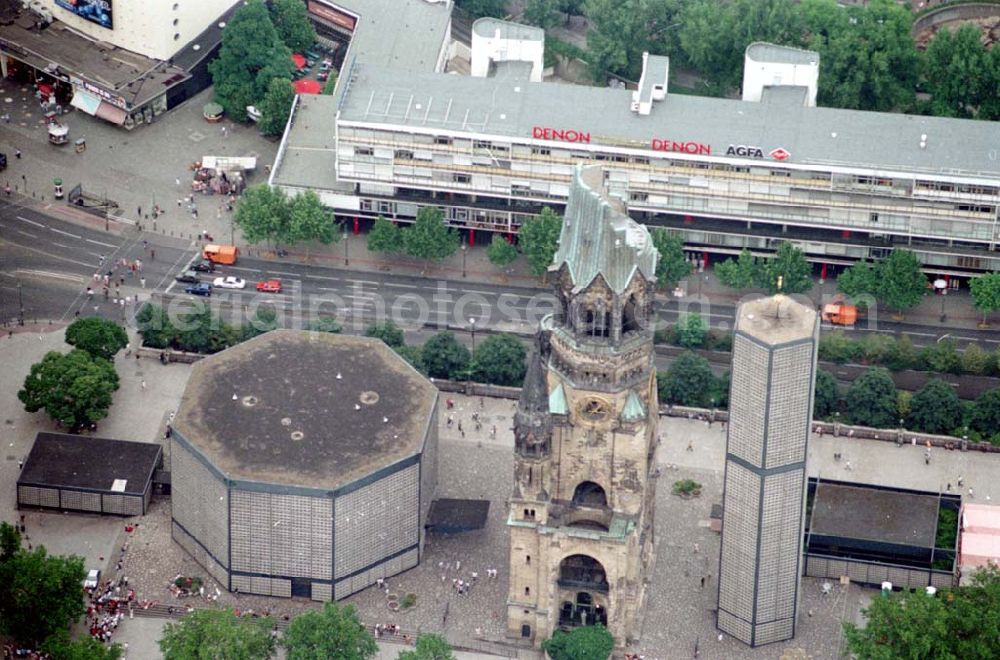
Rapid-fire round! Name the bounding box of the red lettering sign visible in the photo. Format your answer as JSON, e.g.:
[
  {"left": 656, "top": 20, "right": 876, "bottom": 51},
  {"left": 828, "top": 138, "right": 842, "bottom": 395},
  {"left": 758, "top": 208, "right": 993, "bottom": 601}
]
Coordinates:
[
  {"left": 651, "top": 139, "right": 710, "bottom": 155},
  {"left": 532, "top": 126, "right": 591, "bottom": 144},
  {"left": 308, "top": 1, "right": 357, "bottom": 31}
]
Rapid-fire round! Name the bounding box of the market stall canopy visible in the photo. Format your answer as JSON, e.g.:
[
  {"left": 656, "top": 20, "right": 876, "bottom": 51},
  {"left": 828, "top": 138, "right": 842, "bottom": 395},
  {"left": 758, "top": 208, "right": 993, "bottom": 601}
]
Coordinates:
[
  {"left": 203, "top": 102, "right": 224, "bottom": 120},
  {"left": 95, "top": 103, "right": 127, "bottom": 126},
  {"left": 293, "top": 79, "right": 322, "bottom": 95},
  {"left": 292, "top": 53, "right": 307, "bottom": 69},
  {"left": 70, "top": 90, "right": 101, "bottom": 116}
]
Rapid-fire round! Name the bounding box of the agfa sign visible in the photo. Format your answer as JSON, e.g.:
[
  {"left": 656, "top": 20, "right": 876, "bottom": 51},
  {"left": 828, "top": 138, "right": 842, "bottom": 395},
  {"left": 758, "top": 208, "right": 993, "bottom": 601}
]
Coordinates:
[{"left": 726, "top": 144, "right": 792, "bottom": 161}]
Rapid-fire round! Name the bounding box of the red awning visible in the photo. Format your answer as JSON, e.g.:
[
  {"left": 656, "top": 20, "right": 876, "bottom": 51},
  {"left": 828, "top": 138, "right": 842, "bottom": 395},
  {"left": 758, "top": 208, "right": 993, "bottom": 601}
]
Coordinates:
[
  {"left": 293, "top": 79, "right": 322, "bottom": 95},
  {"left": 291, "top": 53, "right": 307, "bottom": 69}
]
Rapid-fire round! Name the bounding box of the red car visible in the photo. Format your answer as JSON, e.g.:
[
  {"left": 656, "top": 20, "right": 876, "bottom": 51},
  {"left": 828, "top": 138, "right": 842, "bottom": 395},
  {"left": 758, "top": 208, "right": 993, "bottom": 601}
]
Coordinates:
[{"left": 256, "top": 279, "right": 282, "bottom": 293}]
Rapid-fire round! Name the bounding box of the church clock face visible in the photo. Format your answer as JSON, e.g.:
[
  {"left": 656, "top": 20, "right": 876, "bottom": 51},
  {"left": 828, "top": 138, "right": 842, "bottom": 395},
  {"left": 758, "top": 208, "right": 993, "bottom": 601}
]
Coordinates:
[{"left": 578, "top": 397, "right": 611, "bottom": 422}]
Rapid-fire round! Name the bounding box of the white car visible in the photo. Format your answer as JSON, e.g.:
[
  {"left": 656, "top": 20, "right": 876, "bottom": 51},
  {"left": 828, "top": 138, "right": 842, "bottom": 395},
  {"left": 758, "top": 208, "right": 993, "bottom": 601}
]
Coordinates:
[
  {"left": 212, "top": 276, "right": 246, "bottom": 289},
  {"left": 84, "top": 569, "right": 100, "bottom": 589},
  {"left": 246, "top": 106, "right": 262, "bottom": 122}
]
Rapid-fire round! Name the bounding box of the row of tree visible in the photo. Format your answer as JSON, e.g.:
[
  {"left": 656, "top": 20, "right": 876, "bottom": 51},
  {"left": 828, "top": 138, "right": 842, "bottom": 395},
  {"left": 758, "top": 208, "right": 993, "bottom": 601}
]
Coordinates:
[
  {"left": 818, "top": 331, "right": 1000, "bottom": 378},
  {"left": 234, "top": 186, "right": 339, "bottom": 249},
  {"left": 496, "top": 0, "right": 1000, "bottom": 120}
]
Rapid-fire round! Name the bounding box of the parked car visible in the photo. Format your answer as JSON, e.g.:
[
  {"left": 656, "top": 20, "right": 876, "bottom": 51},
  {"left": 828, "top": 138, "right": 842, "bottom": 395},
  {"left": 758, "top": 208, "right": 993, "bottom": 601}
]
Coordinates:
[
  {"left": 185, "top": 283, "right": 212, "bottom": 297},
  {"left": 246, "top": 106, "right": 262, "bottom": 123},
  {"left": 256, "top": 279, "right": 282, "bottom": 293},
  {"left": 190, "top": 259, "right": 216, "bottom": 273},
  {"left": 213, "top": 276, "right": 246, "bottom": 289},
  {"left": 83, "top": 569, "right": 100, "bottom": 589},
  {"left": 174, "top": 270, "right": 200, "bottom": 284}
]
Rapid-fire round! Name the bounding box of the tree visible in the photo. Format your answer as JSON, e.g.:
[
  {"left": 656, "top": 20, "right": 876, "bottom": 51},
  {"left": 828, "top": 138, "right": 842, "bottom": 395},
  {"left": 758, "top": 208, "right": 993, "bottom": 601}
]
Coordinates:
[
  {"left": 761, "top": 241, "right": 812, "bottom": 294},
  {"left": 923, "top": 24, "right": 989, "bottom": 119},
  {"left": 209, "top": 0, "right": 294, "bottom": 121},
  {"left": 844, "top": 367, "right": 898, "bottom": 428},
  {"left": 542, "top": 624, "right": 615, "bottom": 660},
  {"left": 523, "top": 0, "right": 560, "bottom": 29},
  {"left": 18, "top": 350, "right": 119, "bottom": 432},
  {"left": 160, "top": 609, "right": 277, "bottom": 660},
  {"left": 241, "top": 307, "right": 280, "bottom": 341},
  {"left": 0, "top": 522, "right": 20, "bottom": 562},
  {"left": 364, "top": 321, "right": 405, "bottom": 348},
  {"left": 394, "top": 344, "right": 426, "bottom": 374},
  {"left": 397, "top": 633, "right": 456, "bottom": 660},
  {"left": 306, "top": 316, "right": 343, "bottom": 333},
  {"left": 0, "top": 543, "right": 85, "bottom": 646},
  {"left": 368, "top": 216, "right": 403, "bottom": 254},
  {"left": 270, "top": 0, "right": 316, "bottom": 53},
  {"left": 422, "top": 331, "right": 471, "bottom": 380},
  {"left": 283, "top": 602, "right": 376, "bottom": 660},
  {"left": 64, "top": 317, "right": 128, "bottom": 360},
  {"left": 972, "top": 389, "right": 1000, "bottom": 437},
  {"left": 678, "top": 0, "right": 802, "bottom": 94},
  {"left": 676, "top": 313, "right": 706, "bottom": 349},
  {"left": 651, "top": 229, "right": 691, "bottom": 289},
  {"left": 813, "top": 369, "right": 839, "bottom": 419},
  {"left": 837, "top": 260, "right": 879, "bottom": 301},
  {"left": 519, "top": 207, "right": 562, "bottom": 277},
  {"left": 136, "top": 303, "right": 176, "bottom": 349},
  {"left": 403, "top": 207, "right": 459, "bottom": 262},
  {"left": 487, "top": 234, "right": 518, "bottom": 268},
  {"left": 877, "top": 249, "right": 927, "bottom": 316},
  {"left": 657, "top": 352, "right": 715, "bottom": 407},
  {"left": 714, "top": 249, "right": 759, "bottom": 291},
  {"left": 258, "top": 77, "right": 295, "bottom": 137},
  {"left": 41, "top": 631, "right": 122, "bottom": 660},
  {"left": 584, "top": 0, "right": 685, "bottom": 83},
  {"left": 455, "top": 0, "right": 508, "bottom": 20},
  {"left": 970, "top": 273, "right": 1000, "bottom": 326},
  {"left": 885, "top": 333, "right": 917, "bottom": 371},
  {"left": 961, "top": 343, "right": 991, "bottom": 376},
  {"left": 234, "top": 184, "right": 290, "bottom": 246},
  {"left": 817, "top": 330, "right": 858, "bottom": 364},
  {"left": 906, "top": 378, "right": 963, "bottom": 435},
  {"left": 920, "top": 337, "right": 962, "bottom": 375},
  {"left": 289, "top": 190, "right": 338, "bottom": 245},
  {"left": 471, "top": 333, "right": 527, "bottom": 386},
  {"left": 173, "top": 305, "right": 237, "bottom": 354},
  {"left": 844, "top": 564, "right": 1000, "bottom": 659},
  {"left": 804, "top": 0, "right": 917, "bottom": 112}
]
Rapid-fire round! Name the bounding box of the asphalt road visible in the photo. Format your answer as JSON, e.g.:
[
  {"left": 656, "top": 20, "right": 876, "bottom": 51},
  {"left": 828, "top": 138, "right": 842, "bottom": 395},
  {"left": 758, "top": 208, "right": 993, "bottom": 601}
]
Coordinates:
[{"left": 2, "top": 199, "right": 997, "bottom": 358}]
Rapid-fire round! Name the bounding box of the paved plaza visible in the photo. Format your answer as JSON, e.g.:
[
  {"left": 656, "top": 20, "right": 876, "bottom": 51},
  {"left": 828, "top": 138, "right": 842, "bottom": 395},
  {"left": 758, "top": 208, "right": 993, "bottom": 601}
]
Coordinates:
[{"left": 5, "top": 328, "right": 1000, "bottom": 658}]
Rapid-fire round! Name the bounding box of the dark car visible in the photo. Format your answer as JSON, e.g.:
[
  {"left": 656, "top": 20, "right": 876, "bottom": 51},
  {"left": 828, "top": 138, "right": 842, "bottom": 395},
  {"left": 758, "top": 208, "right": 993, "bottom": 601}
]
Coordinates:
[
  {"left": 175, "top": 270, "right": 200, "bottom": 284},
  {"left": 185, "top": 283, "right": 212, "bottom": 297},
  {"left": 0, "top": 152, "right": 6, "bottom": 171},
  {"left": 190, "top": 259, "right": 216, "bottom": 273}
]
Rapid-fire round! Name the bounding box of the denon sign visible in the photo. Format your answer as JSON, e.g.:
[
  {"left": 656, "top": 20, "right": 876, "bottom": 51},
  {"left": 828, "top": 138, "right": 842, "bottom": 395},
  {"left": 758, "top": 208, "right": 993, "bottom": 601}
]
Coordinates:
[{"left": 532, "top": 126, "right": 591, "bottom": 143}]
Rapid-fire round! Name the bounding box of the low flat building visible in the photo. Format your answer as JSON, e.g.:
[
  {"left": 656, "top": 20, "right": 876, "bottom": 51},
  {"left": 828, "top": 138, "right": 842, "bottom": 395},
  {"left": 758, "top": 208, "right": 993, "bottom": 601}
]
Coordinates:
[
  {"left": 17, "top": 432, "right": 162, "bottom": 517},
  {"left": 170, "top": 330, "right": 439, "bottom": 601}
]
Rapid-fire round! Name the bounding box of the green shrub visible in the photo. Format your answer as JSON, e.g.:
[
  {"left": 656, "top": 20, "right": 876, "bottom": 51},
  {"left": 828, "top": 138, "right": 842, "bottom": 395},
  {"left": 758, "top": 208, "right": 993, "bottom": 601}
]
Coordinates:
[
  {"left": 920, "top": 338, "right": 963, "bottom": 374},
  {"left": 859, "top": 334, "right": 895, "bottom": 365},
  {"left": 676, "top": 313, "right": 706, "bottom": 348},
  {"left": 961, "top": 343, "right": 991, "bottom": 375},
  {"left": 818, "top": 331, "right": 859, "bottom": 364},
  {"left": 885, "top": 334, "right": 918, "bottom": 371}
]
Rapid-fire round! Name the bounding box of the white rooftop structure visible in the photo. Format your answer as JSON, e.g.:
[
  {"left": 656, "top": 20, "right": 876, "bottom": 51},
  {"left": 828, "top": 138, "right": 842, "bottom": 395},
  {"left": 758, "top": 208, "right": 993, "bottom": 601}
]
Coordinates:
[
  {"left": 742, "top": 42, "right": 819, "bottom": 107},
  {"left": 471, "top": 17, "right": 545, "bottom": 83}
]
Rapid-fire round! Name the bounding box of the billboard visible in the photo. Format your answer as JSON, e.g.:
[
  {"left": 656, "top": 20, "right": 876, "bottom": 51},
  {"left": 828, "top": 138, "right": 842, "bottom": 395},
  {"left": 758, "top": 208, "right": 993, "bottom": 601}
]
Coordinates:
[{"left": 55, "top": 0, "right": 113, "bottom": 29}]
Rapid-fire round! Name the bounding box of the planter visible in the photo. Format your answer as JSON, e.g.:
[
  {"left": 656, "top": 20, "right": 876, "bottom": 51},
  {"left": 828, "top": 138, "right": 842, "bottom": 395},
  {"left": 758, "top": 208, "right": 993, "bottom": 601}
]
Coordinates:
[{"left": 203, "top": 102, "right": 224, "bottom": 123}]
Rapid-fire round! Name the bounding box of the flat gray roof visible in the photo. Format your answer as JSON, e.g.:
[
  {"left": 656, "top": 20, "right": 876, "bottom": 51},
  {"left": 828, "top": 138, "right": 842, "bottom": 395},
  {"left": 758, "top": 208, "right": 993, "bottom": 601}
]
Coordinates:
[
  {"left": 0, "top": 12, "right": 189, "bottom": 109},
  {"left": 337, "top": 64, "right": 1000, "bottom": 178},
  {"left": 746, "top": 42, "right": 818, "bottom": 66},
  {"left": 333, "top": 0, "right": 451, "bottom": 74},
  {"left": 736, "top": 295, "right": 817, "bottom": 346},
  {"left": 272, "top": 95, "right": 341, "bottom": 191},
  {"left": 811, "top": 482, "right": 939, "bottom": 548},
  {"left": 19, "top": 432, "right": 161, "bottom": 496},
  {"left": 472, "top": 17, "right": 544, "bottom": 41},
  {"left": 174, "top": 330, "right": 437, "bottom": 490}
]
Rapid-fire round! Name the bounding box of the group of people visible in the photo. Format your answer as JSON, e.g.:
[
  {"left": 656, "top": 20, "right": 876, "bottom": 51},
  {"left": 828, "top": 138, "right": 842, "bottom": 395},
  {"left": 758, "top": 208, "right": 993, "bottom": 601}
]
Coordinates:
[
  {"left": 373, "top": 623, "right": 406, "bottom": 641},
  {"left": 83, "top": 577, "right": 133, "bottom": 644}
]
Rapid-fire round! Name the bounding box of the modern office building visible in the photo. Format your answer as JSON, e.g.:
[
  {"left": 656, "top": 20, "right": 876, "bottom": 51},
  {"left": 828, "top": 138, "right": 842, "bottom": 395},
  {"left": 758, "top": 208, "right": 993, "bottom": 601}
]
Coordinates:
[
  {"left": 717, "top": 295, "right": 819, "bottom": 647},
  {"left": 506, "top": 165, "right": 659, "bottom": 645},
  {"left": 274, "top": 33, "right": 1000, "bottom": 276},
  {"left": 170, "top": 330, "right": 439, "bottom": 601}
]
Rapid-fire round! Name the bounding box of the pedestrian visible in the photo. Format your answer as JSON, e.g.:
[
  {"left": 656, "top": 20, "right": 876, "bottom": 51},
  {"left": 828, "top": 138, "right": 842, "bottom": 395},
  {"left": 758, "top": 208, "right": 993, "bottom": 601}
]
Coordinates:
[
  {"left": 17, "top": 459, "right": 23, "bottom": 470},
  {"left": 686, "top": 439, "right": 693, "bottom": 452},
  {"left": 176, "top": 178, "right": 181, "bottom": 187},
  {"left": 700, "top": 576, "right": 705, "bottom": 589},
  {"left": 845, "top": 461, "right": 852, "bottom": 471},
  {"left": 947, "top": 483, "right": 952, "bottom": 492},
  {"left": 86, "top": 287, "right": 94, "bottom": 297},
  {"left": 4, "top": 183, "right": 9, "bottom": 196},
  {"left": 141, "top": 380, "right": 147, "bottom": 391},
  {"left": 140, "top": 277, "right": 146, "bottom": 289},
  {"left": 137, "top": 206, "right": 141, "bottom": 217},
  {"left": 958, "top": 475, "right": 965, "bottom": 487},
  {"left": 925, "top": 450, "right": 931, "bottom": 465},
  {"left": 14, "top": 149, "right": 21, "bottom": 159},
  {"left": 150, "top": 249, "right": 155, "bottom": 260}
]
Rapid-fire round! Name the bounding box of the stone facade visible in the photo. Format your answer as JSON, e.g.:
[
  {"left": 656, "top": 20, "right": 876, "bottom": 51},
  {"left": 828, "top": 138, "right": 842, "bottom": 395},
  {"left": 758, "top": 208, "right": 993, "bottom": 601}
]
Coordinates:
[{"left": 507, "top": 166, "right": 659, "bottom": 647}]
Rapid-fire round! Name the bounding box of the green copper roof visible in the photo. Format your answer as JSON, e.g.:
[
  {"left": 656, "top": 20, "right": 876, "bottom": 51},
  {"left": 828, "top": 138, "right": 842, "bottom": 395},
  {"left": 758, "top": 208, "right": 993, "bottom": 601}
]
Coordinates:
[
  {"left": 622, "top": 390, "right": 646, "bottom": 421},
  {"left": 550, "top": 165, "right": 659, "bottom": 294},
  {"left": 549, "top": 382, "right": 567, "bottom": 415}
]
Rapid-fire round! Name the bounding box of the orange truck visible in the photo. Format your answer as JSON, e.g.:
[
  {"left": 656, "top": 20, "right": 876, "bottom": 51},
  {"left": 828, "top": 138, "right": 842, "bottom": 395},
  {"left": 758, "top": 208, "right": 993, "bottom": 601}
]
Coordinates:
[
  {"left": 202, "top": 244, "right": 238, "bottom": 265},
  {"left": 822, "top": 302, "right": 859, "bottom": 327}
]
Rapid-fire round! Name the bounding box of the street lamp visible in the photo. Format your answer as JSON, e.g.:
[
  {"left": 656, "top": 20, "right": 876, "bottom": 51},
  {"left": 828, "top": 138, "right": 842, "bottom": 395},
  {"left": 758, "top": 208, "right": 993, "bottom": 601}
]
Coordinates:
[
  {"left": 17, "top": 280, "right": 24, "bottom": 326},
  {"left": 462, "top": 244, "right": 468, "bottom": 278},
  {"left": 343, "top": 228, "right": 349, "bottom": 266},
  {"left": 469, "top": 317, "right": 477, "bottom": 356},
  {"left": 933, "top": 278, "right": 947, "bottom": 323}
]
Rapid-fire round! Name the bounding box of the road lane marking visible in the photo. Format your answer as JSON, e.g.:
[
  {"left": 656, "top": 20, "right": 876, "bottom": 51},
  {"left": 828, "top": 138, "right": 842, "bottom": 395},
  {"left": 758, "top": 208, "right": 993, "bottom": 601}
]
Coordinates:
[
  {"left": 305, "top": 274, "right": 341, "bottom": 281},
  {"left": 49, "top": 227, "right": 82, "bottom": 239},
  {"left": 16, "top": 215, "right": 44, "bottom": 227},
  {"left": 384, "top": 282, "right": 419, "bottom": 289},
  {"left": 14, "top": 229, "right": 37, "bottom": 238},
  {"left": 346, "top": 278, "right": 379, "bottom": 285},
  {"left": 52, "top": 242, "right": 71, "bottom": 249},
  {"left": 16, "top": 269, "right": 87, "bottom": 283},
  {"left": 85, "top": 238, "right": 117, "bottom": 248}
]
